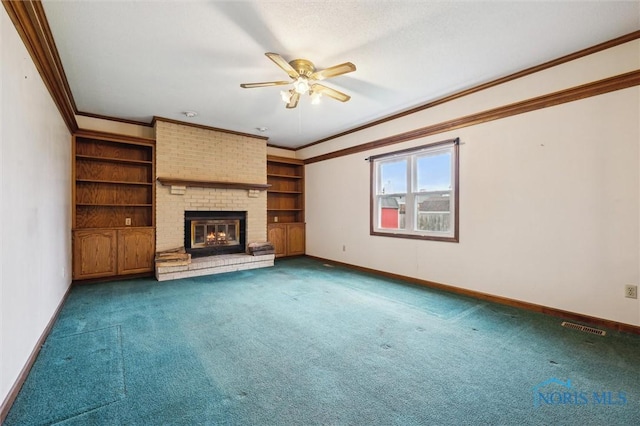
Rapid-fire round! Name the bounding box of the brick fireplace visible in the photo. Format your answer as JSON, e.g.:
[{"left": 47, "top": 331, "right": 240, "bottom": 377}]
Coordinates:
[{"left": 154, "top": 118, "right": 272, "bottom": 280}]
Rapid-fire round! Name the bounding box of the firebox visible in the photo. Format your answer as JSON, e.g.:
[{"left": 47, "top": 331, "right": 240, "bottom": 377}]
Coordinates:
[{"left": 184, "top": 211, "right": 246, "bottom": 257}]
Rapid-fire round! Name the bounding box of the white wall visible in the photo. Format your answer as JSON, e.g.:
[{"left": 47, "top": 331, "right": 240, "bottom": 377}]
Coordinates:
[
  {"left": 302, "top": 42, "right": 640, "bottom": 327},
  {"left": 1, "top": 9, "right": 72, "bottom": 407}
]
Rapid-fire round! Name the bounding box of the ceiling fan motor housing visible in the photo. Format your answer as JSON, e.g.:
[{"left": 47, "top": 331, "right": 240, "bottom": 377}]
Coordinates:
[{"left": 289, "top": 59, "right": 315, "bottom": 77}]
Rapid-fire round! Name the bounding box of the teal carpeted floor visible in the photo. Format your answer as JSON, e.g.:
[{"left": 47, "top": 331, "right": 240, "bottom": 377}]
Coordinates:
[{"left": 5, "top": 257, "right": 640, "bottom": 425}]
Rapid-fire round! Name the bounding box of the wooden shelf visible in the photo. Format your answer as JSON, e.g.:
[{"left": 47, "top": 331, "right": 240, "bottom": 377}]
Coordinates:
[
  {"left": 76, "top": 179, "right": 153, "bottom": 186},
  {"left": 76, "top": 154, "right": 152, "bottom": 165},
  {"left": 267, "top": 173, "right": 303, "bottom": 179},
  {"left": 266, "top": 157, "right": 304, "bottom": 222},
  {"left": 77, "top": 203, "right": 153, "bottom": 207},
  {"left": 73, "top": 226, "right": 153, "bottom": 231},
  {"left": 76, "top": 154, "right": 152, "bottom": 183},
  {"left": 75, "top": 205, "right": 152, "bottom": 229}
]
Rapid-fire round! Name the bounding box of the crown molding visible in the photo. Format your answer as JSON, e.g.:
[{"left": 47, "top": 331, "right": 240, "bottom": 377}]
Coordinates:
[
  {"left": 304, "top": 70, "right": 640, "bottom": 164},
  {"left": 2, "top": 0, "right": 78, "bottom": 132},
  {"left": 77, "top": 111, "right": 152, "bottom": 128},
  {"left": 266, "top": 143, "right": 296, "bottom": 151},
  {"left": 298, "top": 30, "right": 640, "bottom": 151},
  {"left": 4, "top": 2, "right": 638, "bottom": 152}
]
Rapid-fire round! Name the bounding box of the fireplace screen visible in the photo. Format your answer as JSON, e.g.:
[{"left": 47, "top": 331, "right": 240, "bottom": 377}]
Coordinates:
[
  {"left": 191, "top": 220, "right": 239, "bottom": 248},
  {"left": 184, "top": 211, "right": 246, "bottom": 257}
]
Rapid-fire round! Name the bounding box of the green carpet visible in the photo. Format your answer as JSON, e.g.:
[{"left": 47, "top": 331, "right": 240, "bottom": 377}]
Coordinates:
[{"left": 5, "top": 257, "right": 640, "bottom": 425}]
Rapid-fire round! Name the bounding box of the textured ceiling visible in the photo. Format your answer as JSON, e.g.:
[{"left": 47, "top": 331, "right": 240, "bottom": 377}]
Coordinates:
[{"left": 41, "top": 1, "right": 639, "bottom": 148}]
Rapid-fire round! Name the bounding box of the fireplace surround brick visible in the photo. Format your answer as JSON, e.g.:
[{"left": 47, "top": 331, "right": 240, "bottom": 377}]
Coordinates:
[{"left": 155, "top": 119, "right": 267, "bottom": 252}]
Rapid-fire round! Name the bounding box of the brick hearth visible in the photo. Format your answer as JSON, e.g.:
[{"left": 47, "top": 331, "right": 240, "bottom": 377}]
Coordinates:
[{"left": 156, "top": 253, "right": 274, "bottom": 281}]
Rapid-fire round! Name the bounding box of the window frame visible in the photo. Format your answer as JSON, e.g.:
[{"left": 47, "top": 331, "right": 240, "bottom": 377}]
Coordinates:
[{"left": 369, "top": 138, "right": 460, "bottom": 243}]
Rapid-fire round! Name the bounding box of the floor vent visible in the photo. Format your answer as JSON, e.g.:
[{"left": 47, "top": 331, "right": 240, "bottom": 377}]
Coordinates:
[{"left": 561, "top": 321, "right": 606, "bottom": 336}]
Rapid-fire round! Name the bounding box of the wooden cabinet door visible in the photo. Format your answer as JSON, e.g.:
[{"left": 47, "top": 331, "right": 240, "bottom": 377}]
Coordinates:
[
  {"left": 267, "top": 224, "right": 287, "bottom": 257},
  {"left": 117, "top": 228, "right": 155, "bottom": 274},
  {"left": 287, "top": 223, "right": 305, "bottom": 256},
  {"left": 73, "top": 230, "right": 117, "bottom": 279}
]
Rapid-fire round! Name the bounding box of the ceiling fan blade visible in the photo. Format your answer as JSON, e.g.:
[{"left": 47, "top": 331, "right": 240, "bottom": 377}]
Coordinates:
[
  {"left": 286, "top": 92, "right": 300, "bottom": 109},
  {"left": 265, "top": 52, "right": 299, "bottom": 79},
  {"left": 240, "top": 81, "right": 291, "bottom": 89},
  {"left": 311, "top": 84, "right": 351, "bottom": 102},
  {"left": 310, "top": 62, "right": 356, "bottom": 81}
]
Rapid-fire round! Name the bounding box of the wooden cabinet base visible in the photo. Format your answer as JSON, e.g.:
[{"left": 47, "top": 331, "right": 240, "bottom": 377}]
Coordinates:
[
  {"left": 117, "top": 228, "right": 155, "bottom": 274},
  {"left": 73, "top": 230, "right": 117, "bottom": 279},
  {"left": 73, "top": 227, "right": 155, "bottom": 280},
  {"left": 286, "top": 223, "right": 305, "bottom": 256},
  {"left": 268, "top": 223, "right": 305, "bottom": 258},
  {"left": 267, "top": 224, "right": 287, "bottom": 257}
]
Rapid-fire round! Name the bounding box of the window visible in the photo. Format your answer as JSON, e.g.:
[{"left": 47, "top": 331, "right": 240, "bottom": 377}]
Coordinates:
[{"left": 370, "top": 138, "right": 459, "bottom": 242}]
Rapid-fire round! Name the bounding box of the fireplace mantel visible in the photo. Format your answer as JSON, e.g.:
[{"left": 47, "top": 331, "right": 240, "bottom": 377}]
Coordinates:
[{"left": 157, "top": 177, "right": 271, "bottom": 191}]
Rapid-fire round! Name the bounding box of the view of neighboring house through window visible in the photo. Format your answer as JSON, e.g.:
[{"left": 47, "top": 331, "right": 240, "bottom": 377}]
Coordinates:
[{"left": 370, "top": 138, "right": 459, "bottom": 242}]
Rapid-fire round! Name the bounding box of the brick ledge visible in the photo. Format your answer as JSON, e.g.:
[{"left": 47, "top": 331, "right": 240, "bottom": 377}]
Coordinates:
[{"left": 156, "top": 253, "right": 274, "bottom": 281}]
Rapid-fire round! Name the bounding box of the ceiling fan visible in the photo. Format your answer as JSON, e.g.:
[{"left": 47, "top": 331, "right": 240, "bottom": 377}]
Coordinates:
[{"left": 240, "top": 52, "right": 356, "bottom": 109}]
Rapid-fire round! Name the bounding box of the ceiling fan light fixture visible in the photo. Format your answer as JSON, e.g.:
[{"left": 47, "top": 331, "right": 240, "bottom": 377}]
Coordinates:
[
  {"left": 310, "top": 91, "right": 322, "bottom": 105},
  {"left": 293, "top": 77, "right": 310, "bottom": 94},
  {"left": 280, "top": 90, "right": 292, "bottom": 103}
]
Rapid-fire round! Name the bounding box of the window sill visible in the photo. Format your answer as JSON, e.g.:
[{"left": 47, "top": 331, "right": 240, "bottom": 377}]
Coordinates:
[{"left": 370, "top": 230, "right": 459, "bottom": 243}]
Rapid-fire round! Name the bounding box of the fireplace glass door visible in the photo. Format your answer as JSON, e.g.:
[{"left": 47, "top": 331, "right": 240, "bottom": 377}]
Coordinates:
[{"left": 191, "top": 220, "right": 239, "bottom": 248}]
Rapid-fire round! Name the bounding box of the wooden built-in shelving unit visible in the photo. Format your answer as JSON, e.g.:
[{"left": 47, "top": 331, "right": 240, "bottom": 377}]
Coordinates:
[
  {"left": 72, "top": 132, "right": 156, "bottom": 280},
  {"left": 266, "top": 156, "right": 305, "bottom": 257}
]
